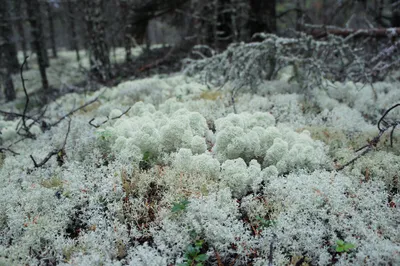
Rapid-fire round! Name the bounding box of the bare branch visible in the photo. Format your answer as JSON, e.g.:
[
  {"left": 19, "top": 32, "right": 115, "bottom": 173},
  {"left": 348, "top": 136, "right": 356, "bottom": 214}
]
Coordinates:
[
  {"left": 18, "top": 57, "right": 35, "bottom": 139},
  {"left": 51, "top": 88, "right": 107, "bottom": 128},
  {"left": 304, "top": 24, "right": 400, "bottom": 38},
  {"left": 337, "top": 103, "right": 400, "bottom": 170},
  {"left": 88, "top": 106, "right": 131, "bottom": 128},
  {"left": 30, "top": 119, "right": 72, "bottom": 168},
  {"left": 88, "top": 118, "right": 101, "bottom": 128},
  {"left": 0, "top": 147, "right": 19, "bottom": 155}
]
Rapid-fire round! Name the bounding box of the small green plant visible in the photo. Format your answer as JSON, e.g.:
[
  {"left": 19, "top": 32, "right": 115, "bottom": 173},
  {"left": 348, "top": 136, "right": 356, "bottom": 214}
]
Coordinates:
[
  {"left": 255, "top": 216, "right": 277, "bottom": 228},
  {"left": 178, "top": 239, "right": 208, "bottom": 266},
  {"left": 95, "top": 130, "right": 112, "bottom": 141},
  {"left": 139, "top": 151, "right": 156, "bottom": 171},
  {"left": 171, "top": 198, "right": 190, "bottom": 213},
  {"left": 335, "top": 239, "right": 355, "bottom": 253}
]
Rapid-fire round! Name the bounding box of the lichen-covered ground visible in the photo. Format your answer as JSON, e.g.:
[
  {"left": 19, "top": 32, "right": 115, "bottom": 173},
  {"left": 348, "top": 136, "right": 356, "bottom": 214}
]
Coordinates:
[{"left": 0, "top": 50, "right": 399, "bottom": 265}]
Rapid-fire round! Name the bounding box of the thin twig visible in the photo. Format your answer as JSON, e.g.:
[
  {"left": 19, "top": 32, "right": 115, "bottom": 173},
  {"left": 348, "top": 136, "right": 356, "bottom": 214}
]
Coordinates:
[
  {"left": 30, "top": 119, "right": 72, "bottom": 168},
  {"left": 0, "top": 147, "right": 19, "bottom": 155},
  {"left": 88, "top": 106, "right": 131, "bottom": 128},
  {"left": 0, "top": 110, "right": 36, "bottom": 121},
  {"left": 337, "top": 103, "right": 400, "bottom": 170},
  {"left": 51, "top": 88, "right": 107, "bottom": 127},
  {"left": 214, "top": 249, "right": 224, "bottom": 266},
  {"left": 268, "top": 233, "right": 277, "bottom": 266},
  {"left": 19, "top": 57, "right": 35, "bottom": 138},
  {"left": 88, "top": 118, "right": 101, "bottom": 128}
]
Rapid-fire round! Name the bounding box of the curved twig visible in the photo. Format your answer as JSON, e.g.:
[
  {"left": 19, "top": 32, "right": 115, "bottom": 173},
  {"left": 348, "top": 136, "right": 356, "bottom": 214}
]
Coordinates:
[
  {"left": 30, "top": 119, "right": 71, "bottom": 168},
  {"left": 337, "top": 103, "right": 400, "bottom": 170},
  {"left": 18, "top": 57, "right": 35, "bottom": 139},
  {"left": 88, "top": 106, "right": 131, "bottom": 128}
]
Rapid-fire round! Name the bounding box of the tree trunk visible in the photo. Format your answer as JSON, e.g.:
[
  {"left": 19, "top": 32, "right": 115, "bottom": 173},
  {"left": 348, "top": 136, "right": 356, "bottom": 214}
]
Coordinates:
[
  {"left": 392, "top": 0, "right": 400, "bottom": 27},
  {"left": 0, "top": 57, "right": 16, "bottom": 102},
  {"left": 119, "top": 0, "right": 132, "bottom": 62},
  {"left": 83, "top": 0, "right": 112, "bottom": 82},
  {"left": 295, "top": 0, "right": 302, "bottom": 31},
  {"left": 248, "top": 0, "right": 276, "bottom": 37},
  {"left": 66, "top": 0, "right": 80, "bottom": 61},
  {"left": 46, "top": 2, "right": 57, "bottom": 58},
  {"left": 14, "top": 0, "right": 29, "bottom": 70},
  {"left": 3, "top": 70, "right": 16, "bottom": 102},
  {"left": 0, "top": 0, "right": 20, "bottom": 75},
  {"left": 39, "top": 2, "right": 50, "bottom": 67},
  {"left": 26, "top": 0, "right": 49, "bottom": 91}
]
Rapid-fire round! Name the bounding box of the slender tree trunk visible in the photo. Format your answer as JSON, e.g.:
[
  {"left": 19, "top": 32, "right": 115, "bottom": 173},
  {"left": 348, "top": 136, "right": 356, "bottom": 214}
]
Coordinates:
[
  {"left": 218, "top": 0, "right": 235, "bottom": 48},
  {"left": 392, "top": 0, "right": 400, "bottom": 27},
  {"left": 14, "top": 0, "right": 29, "bottom": 70},
  {"left": 66, "top": 0, "right": 80, "bottom": 61},
  {"left": 0, "top": 0, "right": 17, "bottom": 101},
  {"left": 3, "top": 70, "right": 16, "bottom": 101},
  {"left": 119, "top": 0, "right": 132, "bottom": 62},
  {"left": 46, "top": 2, "right": 57, "bottom": 58},
  {"left": 26, "top": 0, "right": 49, "bottom": 91},
  {"left": 248, "top": 0, "right": 276, "bottom": 37},
  {"left": 39, "top": 2, "right": 50, "bottom": 68},
  {"left": 212, "top": 0, "right": 219, "bottom": 48},
  {"left": 0, "top": 0, "right": 20, "bottom": 75},
  {"left": 295, "top": 0, "right": 302, "bottom": 31},
  {"left": 83, "top": 0, "right": 112, "bottom": 82}
]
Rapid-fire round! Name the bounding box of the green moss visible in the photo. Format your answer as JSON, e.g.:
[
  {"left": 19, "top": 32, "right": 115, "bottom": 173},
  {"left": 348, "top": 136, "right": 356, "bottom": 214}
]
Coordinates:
[
  {"left": 40, "top": 176, "right": 63, "bottom": 189},
  {"left": 62, "top": 244, "right": 87, "bottom": 263},
  {"left": 115, "top": 239, "right": 127, "bottom": 259},
  {"left": 300, "top": 126, "right": 381, "bottom": 156},
  {"left": 198, "top": 90, "right": 223, "bottom": 101}
]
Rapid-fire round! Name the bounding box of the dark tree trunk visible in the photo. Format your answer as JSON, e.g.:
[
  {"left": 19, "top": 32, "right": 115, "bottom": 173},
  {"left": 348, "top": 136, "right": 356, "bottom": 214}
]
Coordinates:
[
  {"left": 26, "top": 0, "right": 49, "bottom": 91},
  {"left": 83, "top": 0, "right": 112, "bottom": 82},
  {"left": 39, "top": 3, "right": 50, "bottom": 68},
  {"left": 14, "top": 0, "right": 29, "bottom": 70},
  {"left": 295, "top": 0, "right": 302, "bottom": 31},
  {"left": 66, "top": 0, "right": 80, "bottom": 61},
  {"left": 392, "top": 0, "right": 400, "bottom": 27},
  {"left": 46, "top": 2, "right": 57, "bottom": 58},
  {"left": 3, "top": 70, "right": 16, "bottom": 102},
  {"left": 373, "top": 0, "right": 388, "bottom": 27},
  {"left": 204, "top": 0, "right": 234, "bottom": 50},
  {"left": 0, "top": 0, "right": 17, "bottom": 101},
  {"left": 0, "top": 0, "right": 20, "bottom": 75},
  {"left": 218, "top": 0, "right": 234, "bottom": 48},
  {"left": 119, "top": 0, "right": 132, "bottom": 62},
  {"left": 248, "top": 0, "right": 276, "bottom": 37}
]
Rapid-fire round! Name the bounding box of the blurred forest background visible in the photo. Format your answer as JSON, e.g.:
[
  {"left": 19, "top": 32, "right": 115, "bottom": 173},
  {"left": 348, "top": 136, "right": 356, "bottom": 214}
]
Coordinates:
[{"left": 1, "top": 0, "right": 400, "bottom": 102}]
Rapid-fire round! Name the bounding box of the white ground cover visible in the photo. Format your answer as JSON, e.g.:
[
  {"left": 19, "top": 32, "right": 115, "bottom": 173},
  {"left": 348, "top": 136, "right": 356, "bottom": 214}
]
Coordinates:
[{"left": 0, "top": 69, "right": 399, "bottom": 265}]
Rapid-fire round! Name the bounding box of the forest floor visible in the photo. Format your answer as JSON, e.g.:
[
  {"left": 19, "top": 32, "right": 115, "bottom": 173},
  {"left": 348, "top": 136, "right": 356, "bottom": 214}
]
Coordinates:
[{"left": 0, "top": 44, "right": 399, "bottom": 266}]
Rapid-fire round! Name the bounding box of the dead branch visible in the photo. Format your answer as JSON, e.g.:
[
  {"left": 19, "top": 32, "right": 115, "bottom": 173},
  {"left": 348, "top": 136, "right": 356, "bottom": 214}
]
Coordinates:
[
  {"left": 18, "top": 57, "right": 35, "bottom": 139},
  {"left": 138, "top": 46, "right": 175, "bottom": 72},
  {"left": 30, "top": 118, "right": 71, "bottom": 168},
  {"left": 213, "top": 249, "right": 224, "bottom": 266},
  {"left": 0, "top": 110, "right": 36, "bottom": 121},
  {"left": 88, "top": 106, "right": 131, "bottom": 128},
  {"left": 337, "top": 103, "right": 400, "bottom": 171},
  {"left": 268, "top": 233, "right": 277, "bottom": 266},
  {"left": 51, "top": 88, "right": 107, "bottom": 128},
  {"left": 88, "top": 118, "right": 101, "bottom": 128},
  {"left": 305, "top": 24, "right": 400, "bottom": 39},
  {"left": 0, "top": 135, "right": 29, "bottom": 156},
  {"left": 0, "top": 147, "right": 19, "bottom": 155}
]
